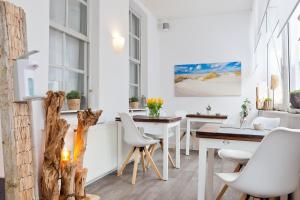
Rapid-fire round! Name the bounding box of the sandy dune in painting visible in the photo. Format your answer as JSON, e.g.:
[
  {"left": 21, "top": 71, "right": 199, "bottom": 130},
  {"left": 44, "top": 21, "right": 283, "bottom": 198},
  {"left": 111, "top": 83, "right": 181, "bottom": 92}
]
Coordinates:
[{"left": 175, "top": 73, "right": 241, "bottom": 96}]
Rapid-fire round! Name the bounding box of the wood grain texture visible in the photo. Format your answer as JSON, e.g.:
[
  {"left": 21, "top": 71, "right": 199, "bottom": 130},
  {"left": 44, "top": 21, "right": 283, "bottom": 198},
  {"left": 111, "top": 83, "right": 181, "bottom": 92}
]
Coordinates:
[
  {"left": 115, "top": 115, "right": 182, "bottom": 123},
  {"left": 0, "top": 1, "right": 36, "bottom": 199},
  {"left": 86, "top": 150, "right": 243, "bottom": 200},
  {"left": 196, "top": 124, "right": 264, "bottom": 142},
  {"left": 74, "top": 109, "right": 102, "bottom": 169},
  {"left": 41, "top": 91, "right": 69, "bottom": 200},
  {"left": 186, "top": 114, "right": 228, "bottom": 119}
]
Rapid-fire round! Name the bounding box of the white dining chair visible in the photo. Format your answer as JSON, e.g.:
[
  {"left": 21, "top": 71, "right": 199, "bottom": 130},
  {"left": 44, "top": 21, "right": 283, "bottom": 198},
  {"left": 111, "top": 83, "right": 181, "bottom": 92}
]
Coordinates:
[
  {"left": 216, "top": 117, "right": 281, "bottom": 199},
  {"left": 252, "top": 116, "right": 281, "bottom": 130},
  {"left": 117, "top": 113, "right": 162, "bottom": 184},
  {"left": 216, "top": 127, "right": 300, "bottom": 199},
  {"left": 144, "top": 110, "right": 185, "bottom": 168}
]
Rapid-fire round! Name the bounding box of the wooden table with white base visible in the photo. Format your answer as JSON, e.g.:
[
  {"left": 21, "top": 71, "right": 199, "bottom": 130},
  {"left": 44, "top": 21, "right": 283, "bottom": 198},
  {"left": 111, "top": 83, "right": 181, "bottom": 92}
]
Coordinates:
[
  {"left": 185, "top": 114, "right": 228, "bottom": 156},
  {"left": 196, "top": 124, "right": 268, "bottom": 200},
  {"left": 116, "top": 115, "right": 181, "bottom": 181}
]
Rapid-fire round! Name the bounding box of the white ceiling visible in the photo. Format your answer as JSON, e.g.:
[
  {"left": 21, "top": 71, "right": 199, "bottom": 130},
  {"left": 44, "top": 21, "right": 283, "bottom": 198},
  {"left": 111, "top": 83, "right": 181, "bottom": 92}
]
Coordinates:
[{"left": 140, "top": 0, "right": 254, "bottom": 19}]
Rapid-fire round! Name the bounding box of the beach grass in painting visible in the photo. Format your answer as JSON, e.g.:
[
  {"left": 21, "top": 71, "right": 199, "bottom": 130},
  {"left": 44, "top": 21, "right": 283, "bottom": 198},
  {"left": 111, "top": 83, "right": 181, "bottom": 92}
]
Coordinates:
[{"left": 174, "top": 61, "right": 241, "bottom": 96}]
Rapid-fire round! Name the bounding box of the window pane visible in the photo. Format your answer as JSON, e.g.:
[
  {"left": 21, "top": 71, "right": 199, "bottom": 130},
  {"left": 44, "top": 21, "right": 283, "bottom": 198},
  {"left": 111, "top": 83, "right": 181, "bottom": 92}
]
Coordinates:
[
  {"left": 64, "top": 70, "right": 86, "bottom": 108},
  {"left": 68, "top": 0, "right": 87, "bottom": 35},
  {"left": 130, "top": 37, "right": 140, "bottom": 60},
  {"left": 50, "top": 0, "right": 66, "bottom": 26},
  {"left": 289, "top": 6, "right": 300, "bottom": 92},
  {"left": 130, "top": 86, "right": 138, "bottom": 98},
  {"left": 267, "top": 34, "right": 283, "bottom": 109},
  {"left": 48, "top": 67, "right": 63, "bottom": 91},
  {"left": 130, "top": 62, "right": 139, "bottom": 84},
  {"left": 132, "top": 13, "right": 140, "bottom": 37},
  {"left": 49, "top": 28, "right": 63, "bottom": 66},
  {"left": 66, "top": 35, "right": 85, "bottom": 69}
]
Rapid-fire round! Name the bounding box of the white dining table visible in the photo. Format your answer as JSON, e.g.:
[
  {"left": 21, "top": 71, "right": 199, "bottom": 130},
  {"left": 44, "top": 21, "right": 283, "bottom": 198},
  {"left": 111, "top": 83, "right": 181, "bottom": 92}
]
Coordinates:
[
  {"left": 185, "top": 114, "right": 228, "bottom": 156},
  {"left": 196, "top": 124, "right": 269, "bottom": 200},
  {"left": 116, "top": 115, "right": 181, "bottom": 181}
]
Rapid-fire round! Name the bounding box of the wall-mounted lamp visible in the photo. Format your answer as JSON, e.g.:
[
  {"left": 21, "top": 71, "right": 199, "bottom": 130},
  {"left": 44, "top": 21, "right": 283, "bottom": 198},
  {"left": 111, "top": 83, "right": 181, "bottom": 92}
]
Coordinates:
[{"left": 112, "top": 35, "right": 125, "bottom": 53}]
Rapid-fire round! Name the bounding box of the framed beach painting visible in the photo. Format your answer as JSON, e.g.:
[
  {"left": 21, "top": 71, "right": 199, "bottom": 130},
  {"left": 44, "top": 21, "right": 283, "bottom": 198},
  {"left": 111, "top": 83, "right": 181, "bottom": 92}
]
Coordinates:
[{"left": 174, "top": 61, "right": 242, "bottom": 97}]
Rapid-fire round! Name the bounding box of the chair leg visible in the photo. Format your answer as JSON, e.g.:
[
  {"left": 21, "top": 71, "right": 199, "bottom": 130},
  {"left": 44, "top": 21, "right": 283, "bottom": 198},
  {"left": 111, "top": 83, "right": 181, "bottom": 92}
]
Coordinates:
[
  {"left": 240, "top": 194, "right": 250, "bottom": 200},
  {"left": 180, "top": 131, "right": 186, "bottom": 141},
  {"left": 132, "top": 148, "right": 140, "bottom": 185},
  {"left": 144, "top": 147, "right": 162, "bottom": 180},
  {"left": 168, "top": 152, "right": 176, "bottom": 168},
  {"left": 140, "top": 148, "right": 146, "bottom": 172},
  {"left": 117, "top": 146, "right": 135, "bottom": 176},
  {"left": 147, "top": 144, "right": 157, "bottom": 168},
  {"left": 160, "top": 139, "right": 176, "bottom": 168},
  {"left": 216, "top": 164, "right": 242, "bottom": 200}
]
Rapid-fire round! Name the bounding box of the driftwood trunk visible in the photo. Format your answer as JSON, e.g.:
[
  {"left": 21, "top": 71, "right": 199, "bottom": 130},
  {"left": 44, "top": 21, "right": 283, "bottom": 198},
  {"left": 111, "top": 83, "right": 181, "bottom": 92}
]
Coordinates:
[
  {"left": 73, "top": 109, "right": 102, "bottom": 199},
  {"left": 0, "top": 1, "right": 36, "bottom": 199},
  {"left": 60, "top": 161, "right": 76, "bottom": 200},
  {"left": 74, "top": 109, "right": 102, "bottom": 168},
  {"left": 41, "top": 91, "right": 70, "bottom": 200}
]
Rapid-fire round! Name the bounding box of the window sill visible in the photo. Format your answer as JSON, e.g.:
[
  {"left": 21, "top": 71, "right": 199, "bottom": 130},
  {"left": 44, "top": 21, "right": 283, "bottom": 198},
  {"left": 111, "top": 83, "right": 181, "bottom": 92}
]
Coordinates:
[{"left": 258, "top": 109, "right": 300, "bottom": 118}]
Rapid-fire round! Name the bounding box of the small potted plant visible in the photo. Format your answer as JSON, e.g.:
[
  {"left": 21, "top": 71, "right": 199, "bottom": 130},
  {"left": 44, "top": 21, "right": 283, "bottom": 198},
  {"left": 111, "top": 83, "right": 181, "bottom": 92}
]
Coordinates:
[
  {"left": 129, "top": 97, "right": 139, "bottom": 109},
  {"left": 290, "top": 90, "right": 300, "bottom": 109},
  {"left": 66, "top": 90, "right": 81, "bottom": 110},
  {"left": 147, "top": 98, "right": 163, "bottom": 118},
  {"left": 240, "top": 98, "right": 251, "bottom": 128},
  {"left": 263, "top": 97, "right": 272, "bottom": 110}
]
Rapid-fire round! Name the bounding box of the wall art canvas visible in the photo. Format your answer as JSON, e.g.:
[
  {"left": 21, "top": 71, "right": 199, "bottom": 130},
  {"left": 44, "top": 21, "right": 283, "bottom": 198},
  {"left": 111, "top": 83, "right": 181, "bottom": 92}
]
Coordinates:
[{"left": 174, "top": 61, "right": 241, "bottom": 96}]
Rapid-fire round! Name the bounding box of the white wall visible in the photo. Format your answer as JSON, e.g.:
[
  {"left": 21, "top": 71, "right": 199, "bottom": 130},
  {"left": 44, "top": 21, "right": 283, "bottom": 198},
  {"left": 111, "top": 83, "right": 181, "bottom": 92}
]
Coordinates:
[
  {"left": 158, "top": 12, "right": 256, "bottom": 123},
  {"left": 9, "top": 0, "right": 49, "bottom": 96},
  {"left": 97, "top": 0, "right": 130, "bottom": 122}
]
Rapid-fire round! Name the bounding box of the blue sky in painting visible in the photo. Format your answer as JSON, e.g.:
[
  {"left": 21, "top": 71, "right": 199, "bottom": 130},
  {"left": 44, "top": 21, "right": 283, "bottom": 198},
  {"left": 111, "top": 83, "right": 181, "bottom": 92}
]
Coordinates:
[{"left": 175, "top": 61, "right": 241, "bottom": 75}]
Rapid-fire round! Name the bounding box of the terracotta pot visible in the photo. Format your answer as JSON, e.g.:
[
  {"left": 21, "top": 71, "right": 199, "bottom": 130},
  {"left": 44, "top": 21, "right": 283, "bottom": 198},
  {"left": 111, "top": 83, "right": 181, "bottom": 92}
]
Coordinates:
[
  {"left": 67, "top": 99, "right": 81, "bottom": 110},
  {"left": 263, "top": 100, "right": 272, "bottom": 110},
  {"left": 130, "top": 102, "right": 139, "bottom": 109}
]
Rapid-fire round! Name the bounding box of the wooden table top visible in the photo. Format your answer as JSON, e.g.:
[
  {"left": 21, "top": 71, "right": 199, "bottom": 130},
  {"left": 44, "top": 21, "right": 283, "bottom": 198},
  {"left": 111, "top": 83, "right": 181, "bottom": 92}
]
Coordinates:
[
  {"left": 186, "top": 114, "right": 228, "bottom": 119},
  {"left": 115, "top": 115, "right": 182, "bottom": 123},
  {"left": 196, "top": 124, "right": 269, "bottom": 142}
]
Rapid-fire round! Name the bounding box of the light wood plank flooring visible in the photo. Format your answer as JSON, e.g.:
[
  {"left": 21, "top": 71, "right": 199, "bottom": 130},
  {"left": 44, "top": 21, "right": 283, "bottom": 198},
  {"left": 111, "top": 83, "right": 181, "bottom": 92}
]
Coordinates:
[{"left": 86, "top": 150, "right": 242, "bottom": 200}]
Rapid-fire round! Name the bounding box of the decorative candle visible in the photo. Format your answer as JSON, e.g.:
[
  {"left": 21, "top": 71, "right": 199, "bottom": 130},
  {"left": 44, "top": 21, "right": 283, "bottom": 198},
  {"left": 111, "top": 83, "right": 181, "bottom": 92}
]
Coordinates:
[{"left": 61, "top": 147, "right": 71, "bottom": 162}]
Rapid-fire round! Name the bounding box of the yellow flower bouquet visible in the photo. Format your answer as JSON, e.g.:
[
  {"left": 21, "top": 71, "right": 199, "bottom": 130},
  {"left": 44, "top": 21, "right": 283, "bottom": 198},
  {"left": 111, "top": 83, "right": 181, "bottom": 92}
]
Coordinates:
[{"left": 147, "top": 98, "right": 164, "bottom": 118}]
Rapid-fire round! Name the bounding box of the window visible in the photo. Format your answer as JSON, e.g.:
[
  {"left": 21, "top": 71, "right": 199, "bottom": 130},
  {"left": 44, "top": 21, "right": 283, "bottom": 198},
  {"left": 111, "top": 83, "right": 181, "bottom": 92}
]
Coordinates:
[
  {"left": 267, "top": 31, "right": 284, "bottom": 109},
  {"left": 129, "top": 10, "right": 141, "bottom": 98},
  {"left": 288, "top": 5, "right": 300, "bottom": 93},
  {"left": 49, "top": 0, "right": 89, "bottom": 109}
]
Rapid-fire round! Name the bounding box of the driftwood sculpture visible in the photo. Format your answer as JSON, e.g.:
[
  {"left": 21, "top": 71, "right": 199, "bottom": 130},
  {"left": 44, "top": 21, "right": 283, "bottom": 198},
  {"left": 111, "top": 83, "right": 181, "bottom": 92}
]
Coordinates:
[
  {"left": 41, "top": 91, "right": 70, "bottom": 200},
  {"left": 74, "top": 109, "right": 102, "bottom": 168},
  {"left": 0, "top": 1, "right": 37, "bottom": 199},
  {"left": 73, "top": 109, "right": 102, "bottom": 199},
  {"left": 60, "top": 162, "right": 76, "bottom": 200}
]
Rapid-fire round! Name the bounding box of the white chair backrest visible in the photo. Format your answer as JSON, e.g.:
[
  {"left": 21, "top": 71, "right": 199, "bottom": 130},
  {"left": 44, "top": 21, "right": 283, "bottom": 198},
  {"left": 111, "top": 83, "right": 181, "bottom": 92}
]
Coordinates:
[
  {"left": 252, "top": 117, "right": 280, "bottom": 130},
  {"left": 231, "top": 128, "right": 300, "bottom": 197},
  {"left": 119, "top": 113, "right": 148, "bottom": 146}
]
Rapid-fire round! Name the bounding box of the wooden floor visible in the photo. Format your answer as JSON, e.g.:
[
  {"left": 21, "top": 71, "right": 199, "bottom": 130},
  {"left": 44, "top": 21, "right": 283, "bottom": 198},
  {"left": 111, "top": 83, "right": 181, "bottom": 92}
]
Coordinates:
[{"left": 86, "top": 150, "right": 242, "bottom": 200}]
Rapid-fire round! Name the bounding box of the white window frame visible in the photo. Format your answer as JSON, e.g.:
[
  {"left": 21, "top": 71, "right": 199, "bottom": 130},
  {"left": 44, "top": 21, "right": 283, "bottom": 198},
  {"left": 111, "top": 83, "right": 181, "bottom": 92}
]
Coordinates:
[
  {"left": 49, "top": 0, "right": 89, "bottom": 107},
  {"left": 129, "top": 9, "right": 141, "bottom": 98}
]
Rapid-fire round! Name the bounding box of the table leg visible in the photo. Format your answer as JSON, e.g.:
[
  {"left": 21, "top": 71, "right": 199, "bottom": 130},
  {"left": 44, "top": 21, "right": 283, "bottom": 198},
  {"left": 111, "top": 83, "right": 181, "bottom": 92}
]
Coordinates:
[
  {"left": 206, "top": 148, "right": 215, "bottom": 200},
  {"left": 163, "top": 125, "right": 169, "bottom": 181},
  {"left": 175, "top": 123, "right": 180, "bottom": 168},
  {"left": 198, "top": 140, "right": 207, "bottom": 200},
  {"left": 186, "top": 119, "right": 191, "bottom": 156}
]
